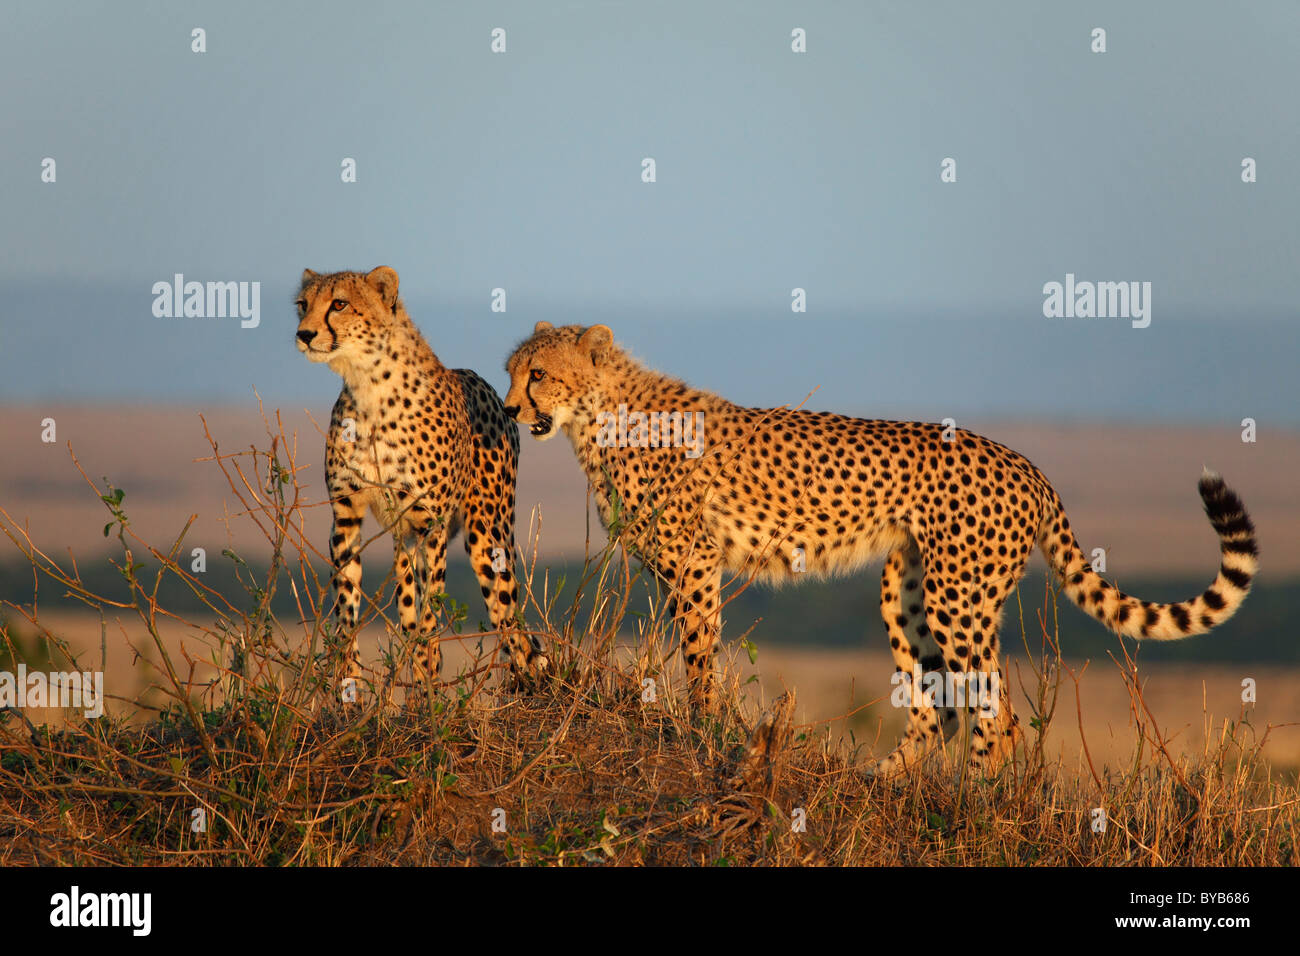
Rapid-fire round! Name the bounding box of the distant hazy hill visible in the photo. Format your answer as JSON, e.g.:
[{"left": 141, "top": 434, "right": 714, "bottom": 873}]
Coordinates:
[{"left": 2, "top": 406, "right": 1296, "bottom": 576}]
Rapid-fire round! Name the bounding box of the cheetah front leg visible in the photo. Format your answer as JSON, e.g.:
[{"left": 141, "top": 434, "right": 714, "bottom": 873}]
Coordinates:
[
  {"left": 661, "top": 544, "right": 723, "bottom": 711},
  {"left": 392, "top": 530, "right": 439, "bottom": 686},
  {"left": 328, "top": 495, "right": 366, "bottom": 696},
  {"left": 867, "top": 540, "right": 960, "bottom": 779}
]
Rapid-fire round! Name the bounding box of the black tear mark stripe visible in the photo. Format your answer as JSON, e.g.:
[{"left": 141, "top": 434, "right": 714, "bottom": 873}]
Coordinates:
[{"left": 323, "top": 308, "right": 338, "bottom": 349}]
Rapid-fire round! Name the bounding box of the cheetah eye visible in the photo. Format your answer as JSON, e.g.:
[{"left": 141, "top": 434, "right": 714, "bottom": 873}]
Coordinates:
[
  {"left": 294, "top": 299, "right": 307, "bottom": 313},
  {"left": 529, "top": 368, "right": 546, "bottom": 383},
  {"left": 331, "top": 298, "right": 348, "bottom": 312}
]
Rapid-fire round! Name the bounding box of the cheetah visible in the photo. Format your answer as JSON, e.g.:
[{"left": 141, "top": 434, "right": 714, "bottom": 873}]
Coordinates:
[
  {"left": 503, "top": 322, "right": 1258, "bottom": 777},
  {"left": 295, "top": 267, "right": 548, "bottom": 693}
]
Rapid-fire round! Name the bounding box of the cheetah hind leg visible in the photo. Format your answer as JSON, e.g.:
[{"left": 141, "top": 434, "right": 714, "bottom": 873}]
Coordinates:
[
  {"left": 412, "top": 529, "right": 450, "bottom": 688},
  {"left": 865, "top": 542, "right": 960, "bottom": 780},
  {"left": 462, "top": 502, "right": 550, "bottom": 688},
  {"left": 961, "top": 577, "right": 1021, "bottom": 779},
  {"left": 967, "top": 665, "right": 1022, "bottom": 779}
]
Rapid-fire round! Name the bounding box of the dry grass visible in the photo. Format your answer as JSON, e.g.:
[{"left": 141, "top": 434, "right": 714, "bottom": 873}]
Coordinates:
[{"left": 0, "top": 410, "right": 1296, "bottom": 866}]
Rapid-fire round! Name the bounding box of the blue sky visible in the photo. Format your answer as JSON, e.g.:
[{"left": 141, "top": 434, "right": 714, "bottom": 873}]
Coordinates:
[{"left": 2, "top": 0, "right": 1297, "bottom": 422}]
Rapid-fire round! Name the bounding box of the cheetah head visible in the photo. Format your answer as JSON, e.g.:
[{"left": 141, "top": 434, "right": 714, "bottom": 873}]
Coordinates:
[
  {"left": 503, "top": 322, "right": 614, "bottom": 441},
  {"left": 294, "top": 266, "right": 401, "bottom": 372}
]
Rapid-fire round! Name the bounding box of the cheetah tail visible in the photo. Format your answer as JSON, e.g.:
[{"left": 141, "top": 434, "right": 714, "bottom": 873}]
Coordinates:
[{"left": 1039, "top": 470, "right": 1258, "bottom": 641}]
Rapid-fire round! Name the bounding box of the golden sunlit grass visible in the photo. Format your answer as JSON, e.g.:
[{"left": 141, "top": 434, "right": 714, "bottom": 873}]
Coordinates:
[{"left": 0, "top": 410, "right": 1295, "bottom": 866}]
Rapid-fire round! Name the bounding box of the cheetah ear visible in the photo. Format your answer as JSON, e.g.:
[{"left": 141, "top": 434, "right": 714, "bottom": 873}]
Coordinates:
[
  {"left": 366, "top": 266, "right": 400, "bottom": 310},
  {"left": 300, "top": 268, "right": 319, "bottom": 286},
  {"left": 579, "top": 324, "right": 613, "bottom": 365},
  {"left": 533, "top": 321, "right": 554, "bottom": 334}
]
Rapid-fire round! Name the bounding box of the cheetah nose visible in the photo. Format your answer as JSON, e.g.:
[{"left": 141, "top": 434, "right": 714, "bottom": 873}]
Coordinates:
[
  {"left": 297, "top": 329, "right": 316, "bottom": 345},
  {"left": 504, "top": 405, "right": 521, "bottom": 420}
]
